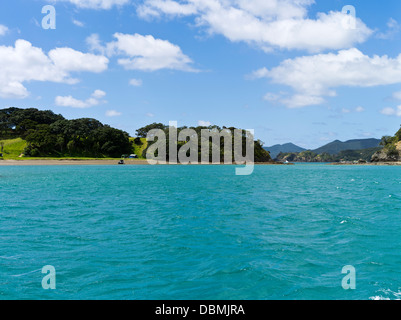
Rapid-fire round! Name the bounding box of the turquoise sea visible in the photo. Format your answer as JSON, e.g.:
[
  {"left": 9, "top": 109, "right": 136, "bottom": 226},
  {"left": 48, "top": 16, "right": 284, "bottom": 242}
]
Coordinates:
[{"left": 1, "top": 164, "right": 401, "bottom": 300}]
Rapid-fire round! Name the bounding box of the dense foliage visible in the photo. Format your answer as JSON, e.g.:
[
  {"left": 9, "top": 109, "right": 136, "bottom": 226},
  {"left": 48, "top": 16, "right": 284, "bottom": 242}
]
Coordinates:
[
  {"left": 372, "top": 127, "right": 401, "bottom": 161},
  {"left": 0, "top": 108, "right": 131, "bottom": 158},
  {"left": 136, "top": 123, "right": 272, "bottom": 163},
  {"left": 276, "top": 147, "right": 383, "bottom": 163}
]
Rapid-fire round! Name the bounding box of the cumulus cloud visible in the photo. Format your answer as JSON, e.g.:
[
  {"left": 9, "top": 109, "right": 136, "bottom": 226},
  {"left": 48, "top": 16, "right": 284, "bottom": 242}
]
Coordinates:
[
  {"left": 129, "top": 79, "right": 143, "bottom": 87},
  {"left": 0, "top": 25, "right": 8, "bottom": 36},
  {"left": 87, "top": 33, "right": 196, "bottom": 72},
  {"left": 106, "top": 110, "right": 122, "bottom": 117},
  {"left": 137, "top": 0, "right": 372, "bottom": 52},
  {"left": 53, "top": 0, "right": 130, "bottom": 9},
  {"left": 0, "top": 39, "right": 108, "bottom": 99},
  {"left": 48, "top": 48, "right": 108, "bottom": 73},
  {"left": 253, "top": 48, "right": 401, "bottom": 108},
  {"left": 55, "top": 89, "right": 107, "bottom": 108},
  {"left": 72, "top": 19, "right": 85, "bottom": 27},
  {"left": 198, "top": 120, "right": 212, "bottom": 126},
  {"left": 381, "top": 106, "right": 401, "bottom": 117},
  {"left": 355, "top": 106, "right": 365, "bottom": 112}
]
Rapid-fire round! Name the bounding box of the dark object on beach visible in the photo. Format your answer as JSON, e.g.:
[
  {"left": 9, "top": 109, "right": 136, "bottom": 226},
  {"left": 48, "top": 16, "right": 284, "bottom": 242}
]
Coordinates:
[{"left": 118, "top": 160, "right": 125, "bottom": 165}]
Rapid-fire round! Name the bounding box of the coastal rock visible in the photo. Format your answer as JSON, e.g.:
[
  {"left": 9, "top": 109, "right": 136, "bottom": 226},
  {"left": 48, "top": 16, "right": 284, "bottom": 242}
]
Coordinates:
[{"left": 371, "top": 141, "right": 401, "bottom": 162}]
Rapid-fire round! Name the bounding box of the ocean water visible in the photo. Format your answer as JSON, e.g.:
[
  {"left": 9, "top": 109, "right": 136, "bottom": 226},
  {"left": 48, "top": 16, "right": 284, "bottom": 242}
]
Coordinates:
[{"left": 1, "top": 164, "right": 401, "bottom": 300}]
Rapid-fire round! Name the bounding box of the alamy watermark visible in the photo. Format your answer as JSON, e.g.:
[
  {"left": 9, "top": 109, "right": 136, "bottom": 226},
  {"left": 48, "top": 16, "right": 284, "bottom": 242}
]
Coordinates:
[
  {"left": 42, "top": 265, "right": 56, "bottom": 290},
  {"left": 145, "top": 121, "right": 255, "bottom": 175},
  {"left": 342, "top": 5, "right": 357, "bottom": 30},
  {"left": 41, "top": 5, "right": 56, "bottom": 30},
  {"left": 342, "top": 265, "right": 356, "bottom": 290}
]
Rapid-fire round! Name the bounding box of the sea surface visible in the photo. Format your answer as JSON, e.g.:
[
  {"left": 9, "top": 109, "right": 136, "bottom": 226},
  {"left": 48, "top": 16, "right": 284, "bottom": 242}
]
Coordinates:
[{"left": 1, "top": 164, "right": 401, "bottom": 300}]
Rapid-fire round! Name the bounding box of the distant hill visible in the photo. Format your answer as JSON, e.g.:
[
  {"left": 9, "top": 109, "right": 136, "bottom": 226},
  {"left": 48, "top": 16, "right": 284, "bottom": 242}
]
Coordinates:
[
  {"left": 276, "top": 147, "right": 383, "bottom": 163},
  {"left": 264, "top": 143, "right": 306, "bottom": 159},
  {"left": 312, "top": 138, "right": 381, "bottom": 155},
  {"left": 372, "top": 128, "right": 401, "bottom": 162}
]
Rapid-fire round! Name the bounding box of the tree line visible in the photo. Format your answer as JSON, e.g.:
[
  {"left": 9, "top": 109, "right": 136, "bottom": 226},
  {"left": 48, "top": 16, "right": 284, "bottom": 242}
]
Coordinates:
[
  {"left": 0, "top": 109, "right": 272, "bottom": 162},
  {"left": 135, "top": 123, "right": 272, "bottom": 163},
  {"left": 0, "top": 108, "right": 131, "bottom": 158}
]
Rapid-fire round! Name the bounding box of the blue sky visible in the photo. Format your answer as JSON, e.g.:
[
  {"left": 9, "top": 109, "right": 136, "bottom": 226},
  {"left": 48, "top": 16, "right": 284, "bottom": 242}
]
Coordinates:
[{"left": 0, "top": 0, "right": 401, "bottom": 149}]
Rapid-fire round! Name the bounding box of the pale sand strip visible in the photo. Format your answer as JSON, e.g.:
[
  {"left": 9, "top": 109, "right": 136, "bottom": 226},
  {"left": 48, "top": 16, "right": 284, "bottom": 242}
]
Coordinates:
[
  {"left": 0, "top": 160, "right": 150, "bottom": 166},
  {"left": 0, "top": 160, "right": 283, "bottom": 166}
]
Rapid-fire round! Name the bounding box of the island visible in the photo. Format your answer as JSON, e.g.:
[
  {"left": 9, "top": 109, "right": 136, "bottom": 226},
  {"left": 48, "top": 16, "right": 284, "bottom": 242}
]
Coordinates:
[{"left": 0, "top": 107, "right": 274, "bottom": 165}]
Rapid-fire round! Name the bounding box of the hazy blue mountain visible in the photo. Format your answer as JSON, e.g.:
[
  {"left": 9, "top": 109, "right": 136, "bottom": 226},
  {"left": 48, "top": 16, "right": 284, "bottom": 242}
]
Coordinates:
[
  {"left": 264, "top": 143, "right": 306, "bottom": 159},
  {"left": 312, "top": 138, "right": 381, "bottom": 155}
]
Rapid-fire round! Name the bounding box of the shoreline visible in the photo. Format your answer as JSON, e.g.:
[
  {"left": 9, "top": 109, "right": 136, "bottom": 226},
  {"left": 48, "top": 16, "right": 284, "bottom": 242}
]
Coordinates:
[
  {"left": 330, "top": 162, "right": 401, "bottom": 166},
  {"left": 1, "top": 159, "right": 400, "bottom": 166},
  {"left": 0, "top": 159, "right": 150, "bottom": 166},
  {"left": 0, "top": 160, "right": 285, "bottom": 166}
]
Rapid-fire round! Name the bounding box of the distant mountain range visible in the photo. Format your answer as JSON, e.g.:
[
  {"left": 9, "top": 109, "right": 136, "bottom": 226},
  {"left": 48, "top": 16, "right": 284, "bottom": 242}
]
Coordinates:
[
  {"left": 264, "top": 143, "right": 306, "bottom": 159},
  {"left": 264, "top": 138, "right": 382, "bottom": 159},
  {"left": 312, "top": 138, "right": 381, "bottom": 155}
]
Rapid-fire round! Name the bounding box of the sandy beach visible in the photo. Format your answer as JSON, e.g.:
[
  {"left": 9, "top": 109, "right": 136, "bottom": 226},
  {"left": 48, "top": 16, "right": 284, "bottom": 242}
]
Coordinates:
[
  {"left": 0, "top": 159, "right": 150, "bottom": 166},
  {"left": 0, "top": 160, "right": 285, "bottom": 166}
]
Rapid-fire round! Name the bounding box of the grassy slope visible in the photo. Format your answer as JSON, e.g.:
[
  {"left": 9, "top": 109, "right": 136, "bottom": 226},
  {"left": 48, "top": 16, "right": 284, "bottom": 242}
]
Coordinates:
[
  {"left": 0, "top": 137, "right": 148, "bottom": 160},
  {"left": 130, "top": 138, "right": 148, "bottom": 159},
  {"left": 0, "top": 138, "right": 27, "bottom": 160}
]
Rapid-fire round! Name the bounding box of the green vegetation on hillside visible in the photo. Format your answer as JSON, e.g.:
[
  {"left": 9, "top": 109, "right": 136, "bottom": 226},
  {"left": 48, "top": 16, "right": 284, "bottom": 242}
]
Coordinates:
[
  {"left": 312, "top": 138, "right": 381, "bottom": 155},
  {"left": 0, "top": 138, "right": 27, "bottom": 160},
  {"left": 0, "top": 108, "right": 132, "bottom": 158},
  {"left": 130, "top": 137, "right": 148, "bottom": 159},
  {"left": 264, "top": 143, "right": 306, "bottom": 159},
  {"left": 372, "top": 127, "right": 401, "bottom": 162},
  {"left": 0, "top": 109, "right": 270, "bottom": 162},
  {"left": 277, "top": 147, "right": 383, "bottom": 163},
  {"left": 135, "top": 123, "right": 272, "bottom": 163}
]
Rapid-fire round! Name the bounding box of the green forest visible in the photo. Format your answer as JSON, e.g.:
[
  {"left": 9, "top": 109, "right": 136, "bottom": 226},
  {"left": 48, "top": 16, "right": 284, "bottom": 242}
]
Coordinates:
[
  {"left": 0, "top": 107, "right": 132, "bottom": 158},
  {"left": 135, "top": 123, "right": 271, "bottom": 163},
  {"left": 0, "top": 109, "right": 272, "bottom": 162}
]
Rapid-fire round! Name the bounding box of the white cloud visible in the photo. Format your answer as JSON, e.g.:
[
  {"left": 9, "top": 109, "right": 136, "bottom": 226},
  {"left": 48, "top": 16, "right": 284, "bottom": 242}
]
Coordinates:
[
  {"left": 49, "top": 47, "right": 108, "bottom": 73},
  {"left": 86, "top": 33, "right": 105, "bottom": 54},
  {"left": 263, "top": 92, "right": 280, "bottom": 102},
  {"left": 146, "top": 112, "right": 155, "bottom": 117},
  {"left": 111, "top": 33, "right": 195, "bottom": 71},
  {"left": 355, "top": 106, "right": 365, "bottom": 112},
  {"left": 0, "top": 39, "right": 108, "bottom": 99},
  {"left": 87, "top": 33, "right": 196, "bottom": 72},
  {"left": 198, "top": 120, "right": 211, "bottom": 126},
  {"left": 55, "top": 90, "right": 107, "bottom": 108},
  {"left": 0, "top": 25, "right": 8, "bottom": 36},
  {"left": 377, "top": 18, "right": 400, "bottom": 40},
  {"left": 393, "top": 91, "right": 401, "bottom": 100},
  {"left": 92, "top": 89, "right": 106, "bottom": 99},
  {"left": 72, "top": 19, "right": 85, "bottom": 27},
  {"left": 54, "top": 0, "right": 130, "bottom": 9},
  {"left": 280, "top": 94, "right": 325, "bottom": 108},
  {"left": 381, "top": 106, "right": 401, "bottom": 117},
  {"left": 137, "top": 0, "right": 372, "bottom": 52},
  {"left": 248, "top": 67, "right": 269, "bottom": 79},
  {"left": 138, "top": 0, "right": 197, "bottom": 18},
  {"left": 129, "top": 78, "right": 143, "bottom": 87},
  {"left": 106, "top": 110, "right": 122, "bottom": 117},
  {"left": 254, "top": 48, "right": 401, "bottom": 108},
  {"left": 342, "top": 108, "right": 351, "bottom": 114}
]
